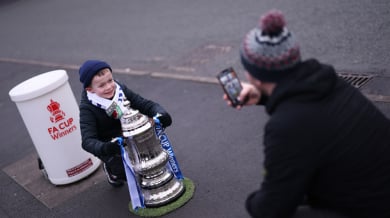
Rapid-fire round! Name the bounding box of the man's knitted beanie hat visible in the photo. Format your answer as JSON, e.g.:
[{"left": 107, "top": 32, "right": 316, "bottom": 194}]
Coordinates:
[
  {"left": 79, "top": 60, "right": 112, "bottom": 88},
  {"left": 240, "top": 9, "right": 301, "bottom": 82}
]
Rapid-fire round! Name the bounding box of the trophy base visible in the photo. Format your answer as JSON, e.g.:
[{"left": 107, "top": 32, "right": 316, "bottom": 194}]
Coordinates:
[{"left": 129, "top": 177, "right": 195, "bottom": 217}]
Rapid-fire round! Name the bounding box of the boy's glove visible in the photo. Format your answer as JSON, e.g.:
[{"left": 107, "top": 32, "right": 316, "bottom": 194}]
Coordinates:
[
  {"left": 155, "top": 112, "right": 172, "bottom": 128},
  {"left": 101, "top": 141, "right": 121, "bottom": 156}
]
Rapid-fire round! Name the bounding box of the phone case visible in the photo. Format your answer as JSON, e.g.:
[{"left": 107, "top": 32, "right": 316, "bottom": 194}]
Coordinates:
[{"left": 217, "top": 67, "right": 243, "bottom": 106}]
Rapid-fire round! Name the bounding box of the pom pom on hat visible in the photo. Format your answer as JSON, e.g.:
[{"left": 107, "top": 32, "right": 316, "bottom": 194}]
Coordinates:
[
  {"left": 259, "top": 9, "right": 286, "bottom": 37},
  {"left": 240, "top": 9, "right": 301, "bottom": 82},
  {"left": 79, "top": 60, "right": 112, "bottom": 88}
]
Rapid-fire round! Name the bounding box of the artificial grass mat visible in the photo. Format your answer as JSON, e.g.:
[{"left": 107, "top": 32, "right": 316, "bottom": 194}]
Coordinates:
[{"left": 129, "top": 177, "right": 195, "bottom": 217}]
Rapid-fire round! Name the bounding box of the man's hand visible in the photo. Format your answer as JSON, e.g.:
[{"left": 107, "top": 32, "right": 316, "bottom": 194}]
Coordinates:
[{"left": 223, "top": 82, "right": 261, "bottom": 109}]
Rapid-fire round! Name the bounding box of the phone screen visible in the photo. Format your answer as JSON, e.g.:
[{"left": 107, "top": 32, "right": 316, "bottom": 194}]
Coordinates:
[{"left": 217, "top": 67, "right": 242, "bottom": 106}]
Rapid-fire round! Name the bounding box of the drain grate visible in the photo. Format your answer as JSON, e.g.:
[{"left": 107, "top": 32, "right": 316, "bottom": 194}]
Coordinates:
[{"left": 337, "top": 72, "right": 373, "bottom": 88}]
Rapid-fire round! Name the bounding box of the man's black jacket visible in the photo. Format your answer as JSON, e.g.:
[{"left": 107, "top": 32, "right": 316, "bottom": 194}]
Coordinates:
[{"left": 246, "top": 59, "right": 390, "bottom": 218}]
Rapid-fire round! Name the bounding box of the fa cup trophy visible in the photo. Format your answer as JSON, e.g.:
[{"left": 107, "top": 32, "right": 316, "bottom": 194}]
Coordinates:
[{"left": 119, "top": 100, "right": 184, "bottom": 207}]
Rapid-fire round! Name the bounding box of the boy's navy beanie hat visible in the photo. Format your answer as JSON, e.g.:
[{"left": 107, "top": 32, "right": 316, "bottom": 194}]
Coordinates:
[{"left": 79, "top": 60, "right": 112, "bottom": 88}]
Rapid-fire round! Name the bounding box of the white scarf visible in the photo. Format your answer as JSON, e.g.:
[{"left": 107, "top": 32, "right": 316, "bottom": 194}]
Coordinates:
[{"left": 87, "top": 82, "right": 128, "bottom": 119}]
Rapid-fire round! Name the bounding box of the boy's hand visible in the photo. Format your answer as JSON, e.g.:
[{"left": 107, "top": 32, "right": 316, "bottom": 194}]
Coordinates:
[
  {"left": 155, "top": 113, "right": 172, "bottom": 128},
  {"left": 102, "top": 141, "right": 121, "bottom": 155}
]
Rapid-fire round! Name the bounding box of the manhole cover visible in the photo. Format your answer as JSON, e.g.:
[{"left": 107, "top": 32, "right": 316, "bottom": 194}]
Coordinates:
[
  {"left": 337, "top": 72, "right": 390, "bottom": 103},
  {"left": 337, "top": 72, "right": 373, "bottom": 88}
]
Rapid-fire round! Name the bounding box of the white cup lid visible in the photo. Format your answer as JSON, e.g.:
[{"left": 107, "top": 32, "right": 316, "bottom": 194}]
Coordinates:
[{"left": 9, "top": 70, "right": 69, "bottom": 102}]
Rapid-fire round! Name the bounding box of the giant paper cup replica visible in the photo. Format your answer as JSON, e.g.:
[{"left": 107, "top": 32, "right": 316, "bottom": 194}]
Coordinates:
[{"left": 9, "top": 70, "right": 101, "bottom": 185}]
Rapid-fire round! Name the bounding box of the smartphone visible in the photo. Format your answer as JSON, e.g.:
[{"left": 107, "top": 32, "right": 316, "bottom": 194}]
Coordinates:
[{"left": 217, "top": 67, "right": 243, "bottom": 107}]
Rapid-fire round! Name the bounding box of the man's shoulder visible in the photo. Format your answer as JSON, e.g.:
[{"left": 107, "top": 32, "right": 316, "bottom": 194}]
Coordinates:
[{"left": 266, "top": 103, "right": 321, "bottom": 140}]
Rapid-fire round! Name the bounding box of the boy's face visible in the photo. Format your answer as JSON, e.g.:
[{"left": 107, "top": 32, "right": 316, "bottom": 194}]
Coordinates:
[{"left": 86, "top": 68, "right": 116, "bottom": 99}]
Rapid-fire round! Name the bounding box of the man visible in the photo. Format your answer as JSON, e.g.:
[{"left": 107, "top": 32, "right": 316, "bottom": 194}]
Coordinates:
[{"left": 224, "top": 9, "right": 390, "bottom": 218}]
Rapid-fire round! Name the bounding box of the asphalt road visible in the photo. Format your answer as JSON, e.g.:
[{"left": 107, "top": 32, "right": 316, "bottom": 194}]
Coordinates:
[
  {"left": 1, "top": 62, "right": 268, "bottom": 218},
  {"left": 1, "top": 0, "right": 389, "bottom": 79}
]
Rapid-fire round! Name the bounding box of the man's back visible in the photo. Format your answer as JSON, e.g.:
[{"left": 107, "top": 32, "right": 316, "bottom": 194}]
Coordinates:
[
  {"left": 262, "top": 59, "right": 390, "bottom": 217},
  {"left": 307, "top": 67, "right": 390, "bottom": 217}
]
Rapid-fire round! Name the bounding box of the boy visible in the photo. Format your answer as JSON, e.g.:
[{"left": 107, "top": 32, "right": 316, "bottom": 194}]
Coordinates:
[{"left": 78, "top": 60, "right": 172, "bottom": 187}]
